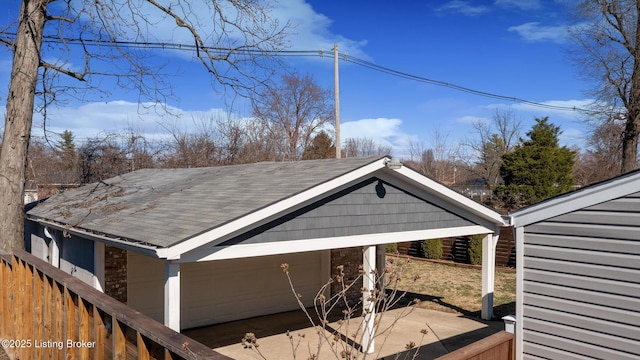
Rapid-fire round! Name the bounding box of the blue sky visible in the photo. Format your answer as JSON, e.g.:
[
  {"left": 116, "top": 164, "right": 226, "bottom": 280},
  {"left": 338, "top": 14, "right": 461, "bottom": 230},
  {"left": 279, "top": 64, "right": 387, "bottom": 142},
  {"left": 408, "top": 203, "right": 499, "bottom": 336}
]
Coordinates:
[{"left": 1, "top": 0, "right": 594, "bottom": 157}]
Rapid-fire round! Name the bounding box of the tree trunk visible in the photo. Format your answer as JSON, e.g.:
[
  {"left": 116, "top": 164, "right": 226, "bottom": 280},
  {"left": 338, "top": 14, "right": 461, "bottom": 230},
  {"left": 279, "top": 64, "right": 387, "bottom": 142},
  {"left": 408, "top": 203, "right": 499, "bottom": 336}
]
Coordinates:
[
  {"left": 0, "top": 0, "right": 48, "bottom": 252},
  {"left": 622, "top": 1, "right": 640, "bottom": 174},
  {"left": 621, "top": 110, "right": 640, "bottom": 173}
]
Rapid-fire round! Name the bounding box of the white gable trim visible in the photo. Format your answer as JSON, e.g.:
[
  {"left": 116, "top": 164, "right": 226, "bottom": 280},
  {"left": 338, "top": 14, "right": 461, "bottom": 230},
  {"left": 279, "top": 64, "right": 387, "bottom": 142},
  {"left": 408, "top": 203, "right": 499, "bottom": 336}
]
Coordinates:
[
  {"left": 390, "top": 166, "right": 505, "bottom": 226},
  {"left": 178, "top": 225, "right": 492, "bottom": 262},
  {"left": 510, "top": 170, "right": 640, "bottom": 227},
  {"left": 164, "top": 158, "right": 389, "bottom": 260}
]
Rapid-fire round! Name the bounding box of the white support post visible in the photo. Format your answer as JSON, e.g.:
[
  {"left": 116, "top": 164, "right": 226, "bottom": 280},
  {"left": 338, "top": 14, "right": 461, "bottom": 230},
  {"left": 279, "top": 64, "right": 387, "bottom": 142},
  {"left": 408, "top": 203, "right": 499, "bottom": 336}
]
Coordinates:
[
  {"left": 94, "top": 242, "right": 105, "bottom": 292},
  {"left": 362, "top": 245, "right": 376, "bottom": 353},
  {"left": 45, "top": 227, "right": 60, "bottom": 268},
  {"left": 164, "top": 261, "right": 181, "bottom": 331},
  {"left": 481, "top": 231, "right": 499, "bottom": 320}
]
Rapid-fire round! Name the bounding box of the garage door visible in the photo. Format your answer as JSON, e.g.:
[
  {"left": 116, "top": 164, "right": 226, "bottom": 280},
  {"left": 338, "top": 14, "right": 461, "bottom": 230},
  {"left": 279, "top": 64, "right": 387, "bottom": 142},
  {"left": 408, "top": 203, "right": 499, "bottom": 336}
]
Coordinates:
[
  {"left": 181, "top": 251, "right": 329, "bottom": 328},
  {"left": 128, "top": 251, "right": 329, "bottom": 330}
]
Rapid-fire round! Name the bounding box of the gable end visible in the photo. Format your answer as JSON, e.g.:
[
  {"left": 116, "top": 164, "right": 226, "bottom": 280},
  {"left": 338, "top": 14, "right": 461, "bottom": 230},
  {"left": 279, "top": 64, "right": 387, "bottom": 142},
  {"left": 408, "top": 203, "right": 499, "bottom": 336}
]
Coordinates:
[{"left": 220, "top": 177, "right": 474, "bottom": 246}]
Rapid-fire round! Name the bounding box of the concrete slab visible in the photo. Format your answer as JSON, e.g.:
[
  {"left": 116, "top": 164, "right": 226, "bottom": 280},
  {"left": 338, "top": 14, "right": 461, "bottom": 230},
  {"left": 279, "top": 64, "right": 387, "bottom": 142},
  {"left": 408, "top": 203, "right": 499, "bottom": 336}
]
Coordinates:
[{"left": 184, "top": 307, "right": 505, "bottom": 359}]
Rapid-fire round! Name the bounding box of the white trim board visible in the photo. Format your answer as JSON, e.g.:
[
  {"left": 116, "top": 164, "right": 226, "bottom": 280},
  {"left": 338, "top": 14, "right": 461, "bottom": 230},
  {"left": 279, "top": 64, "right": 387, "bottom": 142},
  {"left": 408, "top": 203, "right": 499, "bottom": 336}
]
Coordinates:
[
  {"left": 510, "top": 170, "right": 640, "bottom": 227},
  {"left": 179, "top": 225, "right": 492, "bottom": 262}
]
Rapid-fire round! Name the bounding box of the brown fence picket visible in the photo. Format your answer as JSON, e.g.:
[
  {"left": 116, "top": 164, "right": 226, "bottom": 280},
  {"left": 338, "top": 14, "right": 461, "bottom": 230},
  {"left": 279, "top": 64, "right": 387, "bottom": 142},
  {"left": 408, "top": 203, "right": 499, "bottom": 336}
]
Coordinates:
[{"left": 0, "top": 249, "right": 230, "bottom": 360}]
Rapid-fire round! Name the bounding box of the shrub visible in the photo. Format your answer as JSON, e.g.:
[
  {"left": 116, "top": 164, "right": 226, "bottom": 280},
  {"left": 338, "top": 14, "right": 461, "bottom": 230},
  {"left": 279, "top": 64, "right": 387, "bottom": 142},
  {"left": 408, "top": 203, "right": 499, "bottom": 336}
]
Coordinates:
[
  {"left": 386, "top": 242, "right": 398, "bottom": 253},
  {"left": 422, "top": 238, "right": 443, "bottom": 259},
  {"left": 468, "top": 234, "right": 483, "bottom": 265}
]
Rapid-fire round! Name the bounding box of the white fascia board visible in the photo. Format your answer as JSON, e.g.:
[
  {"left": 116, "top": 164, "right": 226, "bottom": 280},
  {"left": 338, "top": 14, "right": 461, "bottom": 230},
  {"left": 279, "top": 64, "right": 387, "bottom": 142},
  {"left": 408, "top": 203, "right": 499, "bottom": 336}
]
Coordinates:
[
  {"left": 391, "top": 166, "right": 505, "bottom": 226},
  {"left": 179, "top": 225, "right": 492, "bottom": 263},
  {"left": 510, "top": 171, "right": 640, "bottom": 227},
  {"left": 165, "top": 158, "right": 389, "bottom": 260}
]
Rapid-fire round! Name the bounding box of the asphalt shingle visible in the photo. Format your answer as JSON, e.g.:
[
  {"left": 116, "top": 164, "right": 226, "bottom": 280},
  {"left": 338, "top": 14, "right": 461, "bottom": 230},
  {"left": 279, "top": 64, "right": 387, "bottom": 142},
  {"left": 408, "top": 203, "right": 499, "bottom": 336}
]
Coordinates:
[{"left": 27, "top": 157, "right": 384, "bottom": 248}]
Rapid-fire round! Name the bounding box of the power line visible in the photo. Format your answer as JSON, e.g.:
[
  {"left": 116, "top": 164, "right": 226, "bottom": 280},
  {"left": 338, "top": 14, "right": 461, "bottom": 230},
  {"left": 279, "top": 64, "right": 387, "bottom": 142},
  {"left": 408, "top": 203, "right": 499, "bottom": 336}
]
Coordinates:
[
  {"left": 3, "top": 32, "right": 595, "bottom": 113},
  {"left": 340, "top": 54, "right": 593, "bottom": 113}
]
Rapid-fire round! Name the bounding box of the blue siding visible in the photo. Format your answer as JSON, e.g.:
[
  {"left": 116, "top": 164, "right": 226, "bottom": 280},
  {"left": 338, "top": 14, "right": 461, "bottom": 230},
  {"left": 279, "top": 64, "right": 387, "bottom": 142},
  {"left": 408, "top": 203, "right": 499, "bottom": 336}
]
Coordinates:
[
  {"left": 222, "top": 177, "right": 474, "bottom": 245},
  {"left": 59, "top": 230, "right": 95, "bottom": 273}
]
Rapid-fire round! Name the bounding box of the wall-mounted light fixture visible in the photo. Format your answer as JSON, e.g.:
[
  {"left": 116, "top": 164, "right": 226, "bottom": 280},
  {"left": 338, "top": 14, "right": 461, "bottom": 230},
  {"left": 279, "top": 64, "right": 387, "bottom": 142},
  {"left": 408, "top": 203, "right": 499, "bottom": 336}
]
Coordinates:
[{"left": 384, "top": 157, "right": 402, "bottom": 170}]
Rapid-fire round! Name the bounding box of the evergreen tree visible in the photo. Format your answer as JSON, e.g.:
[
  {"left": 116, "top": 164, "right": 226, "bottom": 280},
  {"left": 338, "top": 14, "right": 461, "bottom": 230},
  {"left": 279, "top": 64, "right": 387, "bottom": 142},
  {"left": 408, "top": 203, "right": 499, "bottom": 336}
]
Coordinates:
[
  {"left": 497, "top": 117, "right": 575, "bottom": 209},
  {"left": 54, "top": 130, "right": 79, "bottom": 183},
  {"left": 301, "top": 131, "right": 336, "bottom": 160}
]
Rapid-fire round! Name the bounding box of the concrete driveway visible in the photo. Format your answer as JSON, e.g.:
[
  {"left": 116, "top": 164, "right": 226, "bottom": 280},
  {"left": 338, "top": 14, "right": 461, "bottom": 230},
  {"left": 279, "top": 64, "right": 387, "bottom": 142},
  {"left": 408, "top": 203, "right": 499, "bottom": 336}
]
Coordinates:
[{"left": 184, "top": 307, "right": 506, "bottom": 359}]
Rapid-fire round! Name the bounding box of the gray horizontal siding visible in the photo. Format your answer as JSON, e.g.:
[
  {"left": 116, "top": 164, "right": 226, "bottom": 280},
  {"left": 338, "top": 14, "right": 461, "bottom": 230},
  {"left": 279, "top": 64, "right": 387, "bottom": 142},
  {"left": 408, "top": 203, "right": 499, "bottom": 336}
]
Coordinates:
[
  {"left": 523, "top": 314, "right": 639, "bottom": 356},
  {"left": 222, "top": 177, "right": 473, "bottom": 245},
  {"left": 525, "top": 222, "right": 640, "bottom": 242},
  {"left": 524, "top": 268, "right": 640, "bottom": 298},
  {"left": 554, "top": 210, "right": 640, "bottom": 226},
  {"left": 525, "top": 244, "right": 640, "bottom": 270},
  {"left": 525, "top": 293, "right": 640, "bottom": 327},
  {"left": 523, "top": 233, "right": 640, "bottom": 255},
  {"left": 521, "top": 192, "right": 640, "bottom": 359},
  {"left": 524, "top": 257, "right": 640, "bottom": 284},
  {"left": 523, "top": 331, "right": 639, "bottom": 360},
  {"left": 582, "top": 194, "right": 640, "bottom": 212},
  {"left": 524, "top": 282, "right": 640, "bottom": 313}
]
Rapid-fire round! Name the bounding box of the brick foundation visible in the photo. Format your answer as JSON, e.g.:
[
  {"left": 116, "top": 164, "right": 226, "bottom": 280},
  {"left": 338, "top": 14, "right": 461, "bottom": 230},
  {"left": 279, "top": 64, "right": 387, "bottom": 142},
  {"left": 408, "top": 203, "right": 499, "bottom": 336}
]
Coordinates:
[{"left": 104, "top": 246, "right": 127, "bottom": 303}]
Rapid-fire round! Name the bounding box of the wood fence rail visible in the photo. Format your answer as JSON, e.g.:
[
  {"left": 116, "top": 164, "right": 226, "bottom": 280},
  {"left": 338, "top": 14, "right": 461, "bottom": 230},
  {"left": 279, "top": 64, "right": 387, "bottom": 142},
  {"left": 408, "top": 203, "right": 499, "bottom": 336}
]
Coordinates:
[
  {"left": 435, "top": 331, "right": 514, "bottom": 360},
  {"left": 0, "top": 249, "right": 231, "bottom": 360}
]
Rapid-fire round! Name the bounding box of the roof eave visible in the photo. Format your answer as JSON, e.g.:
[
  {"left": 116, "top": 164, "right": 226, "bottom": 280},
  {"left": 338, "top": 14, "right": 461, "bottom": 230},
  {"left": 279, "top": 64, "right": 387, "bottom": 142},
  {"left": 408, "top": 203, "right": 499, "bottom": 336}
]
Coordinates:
[
  {"left": 510, "top": 170, "right": 640, "bottom": 227},
  {"left": 30, "top": 217, "right": 167, "bottom": 258}
]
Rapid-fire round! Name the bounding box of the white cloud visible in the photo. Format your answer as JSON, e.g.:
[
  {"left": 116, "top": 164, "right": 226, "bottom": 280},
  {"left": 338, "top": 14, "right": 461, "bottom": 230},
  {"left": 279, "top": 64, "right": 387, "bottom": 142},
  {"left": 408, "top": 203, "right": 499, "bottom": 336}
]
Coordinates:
[
  {"left": 558, "top": 127, "right": 585, "bottom": 148},
  {"left": 271, "top": 0, "right": 368, "bottom": 57},
  {"left": 29, "top": 100, "right": 231, "bottom": 143},
  {"left": 75, "top": 0, "right": 367, "bottom": 60},
  {"left": 26, "top": 102, "right": 418, "bottom": 157},
  {"left": 436, "top": 1, "right": 491, "bottom": 16},
  {"left": 341, "top": 118, "right": 418, "bottom": 156},
  {"left": 508, "top": 22, "right": 569, "bottom": 43},
  {"left": 495, "top": 0, "right": 541, "bottom": 10},
  {"left": 457, "top": 115, "right": 489, "bottom": 125}
]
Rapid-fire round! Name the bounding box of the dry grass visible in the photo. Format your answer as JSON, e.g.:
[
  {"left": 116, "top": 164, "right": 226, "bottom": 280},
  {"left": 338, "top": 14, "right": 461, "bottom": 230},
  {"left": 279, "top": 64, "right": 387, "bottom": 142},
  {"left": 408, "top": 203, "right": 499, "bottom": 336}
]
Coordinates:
[{"left": 387, "top": 255, "right": 516, "bottom": 319}]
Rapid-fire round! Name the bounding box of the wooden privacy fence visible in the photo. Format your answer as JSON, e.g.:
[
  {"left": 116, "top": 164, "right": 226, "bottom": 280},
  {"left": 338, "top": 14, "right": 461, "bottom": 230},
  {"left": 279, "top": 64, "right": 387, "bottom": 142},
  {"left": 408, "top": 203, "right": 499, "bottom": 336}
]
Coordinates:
[
  {"left": 0, "top": 249, "right": 230, "bottom": 360},
  {"left": 435, "top": 331, "right": 514, "bottom": 360},
  {"left": 397, "top": 226, "right": 516, "bottom": 268}
]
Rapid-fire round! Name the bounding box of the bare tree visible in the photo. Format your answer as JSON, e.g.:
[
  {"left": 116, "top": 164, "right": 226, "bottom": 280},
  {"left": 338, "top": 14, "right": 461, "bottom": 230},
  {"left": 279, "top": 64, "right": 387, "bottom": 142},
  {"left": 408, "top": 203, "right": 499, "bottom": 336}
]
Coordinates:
[
  {"left": 79, "top": 134, "right": 131, "bottom": 184},
  {"left": 464, "top": 109, "right": 522, "bottom": 189},
  {"left": 407, "top": 141, "right": 434, "bottom": 177},
  {"left": 342, "top": 137, "right": 392, "bottom": 158},
  {"left": 575, "top": 120, "right": 625, "bottom": 184},
  {"left": 569, "top": 1, "right": 640, "bottom": 173},
  {"left": 252, "top": 73, "right": 334, "bottom": 161},
  {"left": 0, "top": 0, "right": 287, "bottom": 251}
]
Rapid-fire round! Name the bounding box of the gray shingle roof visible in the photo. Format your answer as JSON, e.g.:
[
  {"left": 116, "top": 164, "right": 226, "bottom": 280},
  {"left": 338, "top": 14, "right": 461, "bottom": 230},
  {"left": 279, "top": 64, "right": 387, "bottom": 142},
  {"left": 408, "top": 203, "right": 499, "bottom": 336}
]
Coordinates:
[{"left": 27, "top": 157, "right": 385, "bottom": 248}]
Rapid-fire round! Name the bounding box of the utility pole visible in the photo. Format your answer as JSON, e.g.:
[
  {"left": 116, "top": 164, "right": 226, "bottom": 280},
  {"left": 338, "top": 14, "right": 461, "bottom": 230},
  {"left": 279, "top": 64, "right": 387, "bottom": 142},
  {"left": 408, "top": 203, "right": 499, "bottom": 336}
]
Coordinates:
[{"left": 334, "top": 43, "right": 341, "bottom": 158}]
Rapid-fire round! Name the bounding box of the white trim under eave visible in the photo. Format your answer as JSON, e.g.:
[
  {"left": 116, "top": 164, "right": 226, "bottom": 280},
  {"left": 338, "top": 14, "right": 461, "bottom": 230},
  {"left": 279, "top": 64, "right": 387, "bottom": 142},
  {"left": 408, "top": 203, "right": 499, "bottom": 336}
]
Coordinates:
[
  {"left": 164, "top": 158, "right": 389, "bottom": 260},
  {"left": 178, "top": 225, "right": 492, "bottom": 263}
]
